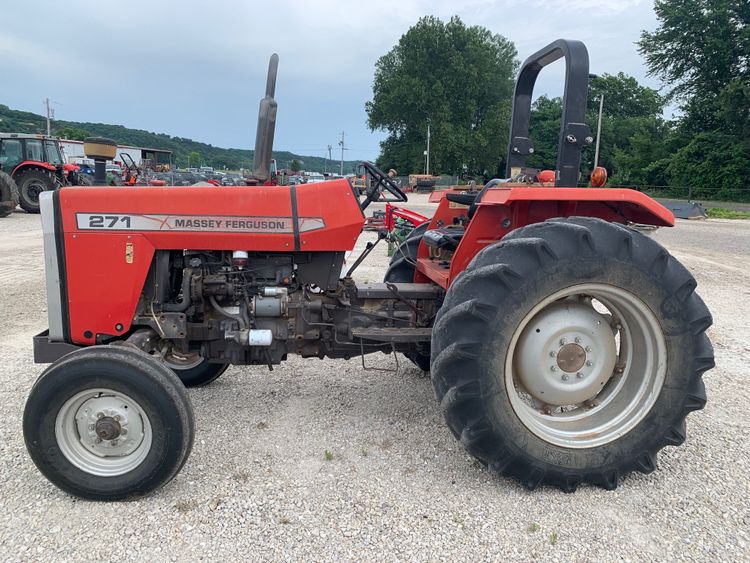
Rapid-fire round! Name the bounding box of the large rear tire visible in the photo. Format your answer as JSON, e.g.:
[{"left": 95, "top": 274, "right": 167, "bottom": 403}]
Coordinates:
[
  {"left": 384, "top": 222, "right": 431, "bottom": 371},
  {"left": 23, "top": 346, "right": 195, "bottom": 500},
  {"left": 0, "top": 170, "right": 19, "bottom": 217},
  {"left": 431, "top": 217, "right": 714, "bottom": 491},
  {"left": 15, "top": 169, "right": 57, "bottom": 213}
]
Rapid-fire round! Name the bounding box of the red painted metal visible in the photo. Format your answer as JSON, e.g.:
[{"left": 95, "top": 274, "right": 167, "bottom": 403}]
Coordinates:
[
  {"left": 12, "top": 160, "right": 57, "bottom": 176},
  {"left": 59, "top": 181, "right": 676, "bottom": 341},
  {"left": 59, "top": 180, "right": 364, "bottom": 344},
  {"left": 414, "top": 186, "right": 674, "bottom": 288},
  {"left": 384, "top": 203, "right": 429, "bottom": 231}
]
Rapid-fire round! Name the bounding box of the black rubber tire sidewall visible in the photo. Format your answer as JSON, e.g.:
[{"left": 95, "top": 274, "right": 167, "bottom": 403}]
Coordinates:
[
  {"left": 0, "top": 170, "right": 19, "bottom": 217},
  {"left": 170, "top": 359, "right": 229, "bottom": 387},
  {"left": 23, "top": 346, "right": 195, "bottom": 500},
  {"left": 16, "top": 169, "right": 55, "bottom": 213},
  {"left": 431, "top": 217, "right": 713, "bottom": 489}
]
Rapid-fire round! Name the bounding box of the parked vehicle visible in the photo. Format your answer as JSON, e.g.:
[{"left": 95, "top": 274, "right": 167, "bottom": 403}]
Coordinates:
[
  {"left": 25, "top": 43, "right": 713, "bottom": 500},
  {"left": 0, "top": 133, "right": 82, "bottom": 213},
  {"left": 305, "top": 172, "right": 326, "bottom": 183}
]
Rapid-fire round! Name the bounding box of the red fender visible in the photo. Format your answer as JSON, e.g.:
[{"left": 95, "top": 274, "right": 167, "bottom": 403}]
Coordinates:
[
  {"left": 419, "top": 186, "right": 675, "bottom": 288},
  {"left": 12, "top": 160, "right": 57, "bottom": 177}
]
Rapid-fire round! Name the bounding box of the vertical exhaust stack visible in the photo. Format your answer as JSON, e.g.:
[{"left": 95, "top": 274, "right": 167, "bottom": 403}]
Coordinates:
[{"left": 252, "top": 54, "right": 279, "bottom": 183}]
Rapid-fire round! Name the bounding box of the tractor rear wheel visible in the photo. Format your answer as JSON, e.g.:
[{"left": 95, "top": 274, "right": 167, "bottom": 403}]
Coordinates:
[
  {"left": 431, "top": 217, "right": 713, "bottom": 491},
  {"left": 0, "top": 170, "right": 19, "bottom": 217},
  {"left": 23, "top": 346, "right": 194, "bottom": 500},
  {"left": 384, "top": 222, "right": 431, "bottom": 371},
  {"left": 16, "top": 169, "right": 57, "bottom": 213}
]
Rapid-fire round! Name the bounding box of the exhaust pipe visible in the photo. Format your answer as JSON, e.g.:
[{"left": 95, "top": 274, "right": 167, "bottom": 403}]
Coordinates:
[{"left": 252, "top": 54, "right": 279, "bottom": 182}]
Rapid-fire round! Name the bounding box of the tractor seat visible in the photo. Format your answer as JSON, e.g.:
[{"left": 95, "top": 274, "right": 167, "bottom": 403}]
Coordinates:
[
  {"left": 422, "top": 226, "right": 465, "bottom": 251},
  {"left": 445, "top": 192, "right": 479, "bottom": 207}
]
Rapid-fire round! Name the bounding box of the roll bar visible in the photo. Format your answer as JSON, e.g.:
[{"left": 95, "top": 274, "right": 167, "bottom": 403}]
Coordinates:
[
  {"left": 506, "top": 39, "right": 592, "bottom": 187},
  {"left": 252, "top": 54, "right": 279, "bottom": 182}
]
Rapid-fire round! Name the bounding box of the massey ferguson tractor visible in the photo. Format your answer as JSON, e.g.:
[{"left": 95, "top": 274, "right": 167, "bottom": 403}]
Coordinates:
[{"left": 24, "top": 41, "right": 714, "bottom": 500}]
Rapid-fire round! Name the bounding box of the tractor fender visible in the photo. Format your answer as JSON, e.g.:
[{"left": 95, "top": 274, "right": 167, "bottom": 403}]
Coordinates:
[
  {"left": 429, "top": 186, "right": 674, "bottom": 227},
  {"left": 420, "top": 187, "right": 676, "bottom": 288},
  {"left": 12, "top": 161, "right": 58, "bottom": 178}
]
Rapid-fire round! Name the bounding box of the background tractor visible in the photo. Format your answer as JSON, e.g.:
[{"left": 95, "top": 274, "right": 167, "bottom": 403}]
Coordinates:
[
  {"left": 0, "top": 133, "right": 86, "bottom": 214},
  {"left": 24, "top": 41, "right": 713, "bottom": 500}
]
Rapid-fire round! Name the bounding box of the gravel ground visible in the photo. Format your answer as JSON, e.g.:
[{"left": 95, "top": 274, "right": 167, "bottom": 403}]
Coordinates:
[{"left": 0, "top": 196, "right": 748, "bottom": 561}]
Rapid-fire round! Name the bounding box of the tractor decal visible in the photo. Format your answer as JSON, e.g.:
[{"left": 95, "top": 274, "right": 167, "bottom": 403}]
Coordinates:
[{"left": 75, "top": 213, "right": 326, "bottom": 233}]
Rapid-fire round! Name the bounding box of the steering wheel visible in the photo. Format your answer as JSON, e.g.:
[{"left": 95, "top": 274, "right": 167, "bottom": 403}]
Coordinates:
[{"left": 358, "top": 161, "right": 407, "bottom": 211}]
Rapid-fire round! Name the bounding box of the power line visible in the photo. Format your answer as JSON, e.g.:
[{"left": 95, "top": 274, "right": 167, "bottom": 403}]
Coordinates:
[{"left": 338, "top": 131, "right": 346, "bottom": 175}]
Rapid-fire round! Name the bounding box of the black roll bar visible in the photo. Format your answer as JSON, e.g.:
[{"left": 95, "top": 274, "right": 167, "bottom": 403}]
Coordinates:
[{"left": 506, "top": 39, "right": 592, "bottom": 187}]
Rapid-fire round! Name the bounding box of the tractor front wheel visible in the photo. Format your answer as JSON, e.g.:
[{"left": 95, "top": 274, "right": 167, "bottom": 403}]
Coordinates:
[
  {"left": 16, "top": 169, "right": 57, "bottom": 213},
  {"left": 23, "top": 346, "right": 194, "bottom": 500},
  {"left": 431, "top": 217, "right": 713, "bottom": 491}
]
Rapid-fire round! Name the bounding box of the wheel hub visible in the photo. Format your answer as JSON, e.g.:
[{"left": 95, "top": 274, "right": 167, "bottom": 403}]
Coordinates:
[
  {"left": 55, "top": 388, "right": 153, "bottom": 477},
  {"left": 514, "top": 301, "right": 617, "bottom": 406},
  {"left": 95, "top": 416, "right": 122, "bottom": 441},
  {"left": 556, "top": 343, "right": 586, "bottom": 372}
]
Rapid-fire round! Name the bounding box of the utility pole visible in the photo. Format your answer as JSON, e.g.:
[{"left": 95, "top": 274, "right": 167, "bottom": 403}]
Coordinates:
[
  {"left": 325, "top": 144, "right": 332, "bottom": 174},
  {"left": 593, "top": 93, "right": 604, "bottom": 169},
  {"left": 44, "top": 97, "right": 54, "bottom": 136},
  {"left": 426, "top": 121, "right": 431, "bottom": 175},
  {"left": 338, "top": 132, "right": 345, "bottom": 175}
]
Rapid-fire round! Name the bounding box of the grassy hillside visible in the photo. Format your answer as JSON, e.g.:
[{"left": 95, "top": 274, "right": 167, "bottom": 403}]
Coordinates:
[{"left": 0, "top": 104, "right": 358, "bottom": 173}]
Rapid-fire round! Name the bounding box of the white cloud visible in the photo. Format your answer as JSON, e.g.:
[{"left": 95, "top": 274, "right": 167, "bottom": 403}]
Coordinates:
[{"left": 0, "top": 0, "right": 660, "bottom": 160}]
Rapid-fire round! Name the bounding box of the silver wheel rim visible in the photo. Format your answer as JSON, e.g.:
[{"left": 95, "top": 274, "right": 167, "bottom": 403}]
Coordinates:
[
  {"left": 505, "top": 283, "right": 666, "bottom": 448},
  {"left": 55, "top": 388, "right": 152, "bottom": 476},
  {"left": 163, "top": 350, "right": 203, "bottom": 371}
]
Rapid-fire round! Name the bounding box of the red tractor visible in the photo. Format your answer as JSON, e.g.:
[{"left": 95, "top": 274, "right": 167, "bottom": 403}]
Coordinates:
[
  {"left": 0, "top": 133, "right": 85, "bottom": 214},
  {"left": 24, "top": 42, "right": 713, "bottom": 500}
]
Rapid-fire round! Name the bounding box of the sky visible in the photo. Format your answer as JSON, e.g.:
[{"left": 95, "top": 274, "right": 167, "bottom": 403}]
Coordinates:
[{"left": 0, "top": 0, "right": 662, "bottom": 163}]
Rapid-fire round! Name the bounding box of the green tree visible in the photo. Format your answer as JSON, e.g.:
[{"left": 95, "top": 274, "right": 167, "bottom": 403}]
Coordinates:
[
  {"left": 526, "top": 74, "right": 665, "bottom": 182},
  {"left": 638, "top": 0, "right": 750, "bottom": 134},
  {"left": 637, "top": 0, "right": 750, "bottom": 200},
  {"left": 55, "top": 126, "right": 90, "bottom": 141},
  {"left": 289, "top": 159, "right": 301, "bottom": 172},
  {"left": 188, "top": 151, "right": 200, "bottom": 167},
  {"left": 366, "top": 16, "right": 517, "bottom": 176}
]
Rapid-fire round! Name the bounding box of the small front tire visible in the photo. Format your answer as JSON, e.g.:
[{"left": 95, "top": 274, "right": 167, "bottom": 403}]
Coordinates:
[{"left": 23, "top": 346, "right": 195, "bottom": 500}]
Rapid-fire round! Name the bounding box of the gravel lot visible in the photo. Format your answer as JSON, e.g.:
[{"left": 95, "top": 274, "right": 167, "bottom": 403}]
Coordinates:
[{"left": 0, "top": 195, "right": 748, "bottom": 561}]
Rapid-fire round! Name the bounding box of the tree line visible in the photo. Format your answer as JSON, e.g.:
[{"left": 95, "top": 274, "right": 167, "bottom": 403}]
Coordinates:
[
  {"left": 0, "top": 105, "right": 358, "bottom": 174},
  {"left": 367, "top": 2, "right": 750, "bottom": 201}
]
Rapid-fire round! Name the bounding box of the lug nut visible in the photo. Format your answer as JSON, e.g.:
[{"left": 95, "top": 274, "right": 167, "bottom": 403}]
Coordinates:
[
  {"left": 114, "top": 415, "right": 120, "bottom": 422},
  {"left": 95, "top": 437, "right": 102, "bottom": 444},
  {"left": 575, "top": 337, "right": 582, "bottom": 344},
  {"left": 559, "top": 338, "right": 567, "bottom": 346},
  {"left": 549, "top": 351, "right": 556, "bottom": 357},
  {"left": 550, "top": 366, "right": 557, "bottom": 372},
  {"left": 586, "top": 360, "right": 593, "bottom": 366},
  {"left": 576, "top": 372, "right": 584, "bottom": 379},
  {"left": 96, "top": 412, "right": 104, "bottom": 419},
  {"left": 585, "top": 346, "right": 592, "bottom": 352},
  {"left": 561, "top": 374, "right": 569, "bottom": 381}
]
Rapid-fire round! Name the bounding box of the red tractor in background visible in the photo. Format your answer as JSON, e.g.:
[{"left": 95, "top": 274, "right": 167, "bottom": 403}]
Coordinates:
[
  {"left": 0, "top": 133, "right": 86, "bottom": 215},
  {"left": 24, "top": 41, "right": 713, "bottom": 500}
]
